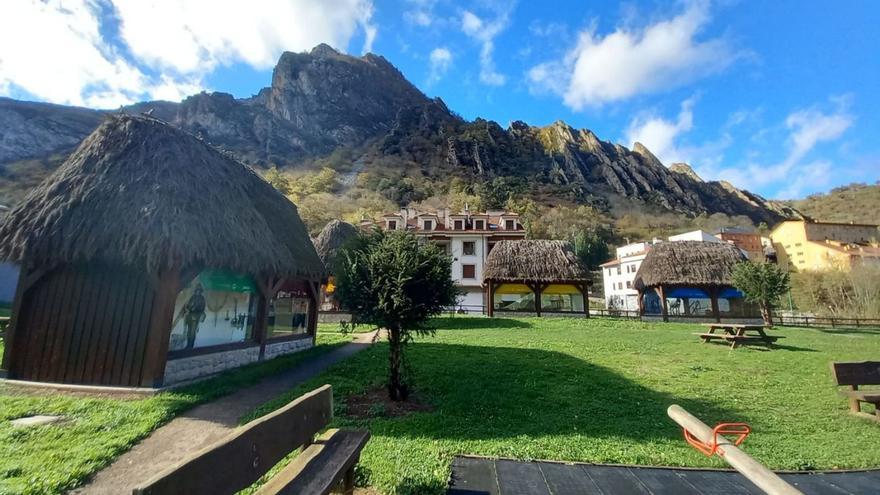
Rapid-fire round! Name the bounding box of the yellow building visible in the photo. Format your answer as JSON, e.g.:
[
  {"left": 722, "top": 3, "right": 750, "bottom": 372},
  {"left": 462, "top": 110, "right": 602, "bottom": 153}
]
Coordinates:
[{"left": 769, "top": 220, "right": 880, "bottom": 271}]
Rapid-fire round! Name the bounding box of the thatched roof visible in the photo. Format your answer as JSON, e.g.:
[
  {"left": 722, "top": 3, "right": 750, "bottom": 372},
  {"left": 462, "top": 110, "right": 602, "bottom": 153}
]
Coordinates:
[
  {"left": 633, "top": 241, "right": 746, "bottom": 290},
  {"left": 0, "top": 114, "right": 323, "bottom": 280},
  {"left": 483, "top": 240, "right": 590, "bottom": 283},
  {"left": 312, "top": 220, "right": 359, "bottom": 274}
]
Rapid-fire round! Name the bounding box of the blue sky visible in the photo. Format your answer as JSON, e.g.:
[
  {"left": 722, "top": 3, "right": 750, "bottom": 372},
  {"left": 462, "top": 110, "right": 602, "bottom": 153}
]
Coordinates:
[{"left": 1, "top": 1, "right": 878, "bottom": 199}]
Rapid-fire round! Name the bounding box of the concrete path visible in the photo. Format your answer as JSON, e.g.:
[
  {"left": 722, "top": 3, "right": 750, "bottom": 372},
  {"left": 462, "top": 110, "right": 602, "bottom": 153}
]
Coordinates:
[
  {"left": 448, "top": 456, "right": 880, "bottom": 495},
  {"left": 71, "top": 331, "right": 379, "bottom": 494}
]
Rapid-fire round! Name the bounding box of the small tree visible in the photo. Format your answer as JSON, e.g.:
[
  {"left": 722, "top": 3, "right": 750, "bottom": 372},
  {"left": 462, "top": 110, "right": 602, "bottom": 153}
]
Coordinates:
[
  {"left": 731, "top": 261, "right": 790, "bottom": 327},
  {"left": 335, "top": 229, "right": 459, "bottom": 401}
]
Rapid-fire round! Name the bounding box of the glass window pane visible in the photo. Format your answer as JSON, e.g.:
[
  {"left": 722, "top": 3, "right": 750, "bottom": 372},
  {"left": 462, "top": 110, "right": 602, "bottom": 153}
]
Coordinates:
[
  {"left": 169, "top": 270, "right": 257, "bottom": 352},
  {"left": 268, "top": 280, "right": 311, "bottom": 339}
]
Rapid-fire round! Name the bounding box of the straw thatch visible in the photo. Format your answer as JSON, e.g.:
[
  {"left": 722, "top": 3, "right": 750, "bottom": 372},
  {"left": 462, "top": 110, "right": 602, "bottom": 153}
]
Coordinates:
[
  {"left": 313, "top": 220, "right": 359, "bottom": 274},
  {"left": 0, "top": 114, "right": 323, "bottom": 280},
  {"left": 633, "top": 241, "right": 746, "bottom": 290},
  {"left": 483, "top": 240, "right": 590, "bottom": 283}
]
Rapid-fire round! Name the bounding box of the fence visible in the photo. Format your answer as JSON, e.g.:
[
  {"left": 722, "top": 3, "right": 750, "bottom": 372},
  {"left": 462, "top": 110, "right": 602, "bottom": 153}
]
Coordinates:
[{"left": 773, "top": 314, "right": 880, "bottom": 329}]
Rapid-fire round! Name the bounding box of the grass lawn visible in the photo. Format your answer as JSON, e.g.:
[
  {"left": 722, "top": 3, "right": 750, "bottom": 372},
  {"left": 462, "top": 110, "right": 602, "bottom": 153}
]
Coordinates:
[
  {"left": 0, "top": 332, "right": 351, "bottom": 495},
  {"left": 252, "top": 317, "right": 880, "bottom": 495}
]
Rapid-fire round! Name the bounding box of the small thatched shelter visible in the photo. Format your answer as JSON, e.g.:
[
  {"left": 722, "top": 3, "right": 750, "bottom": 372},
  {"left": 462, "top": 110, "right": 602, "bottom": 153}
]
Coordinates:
[
  {"left": 0, "top": 115, "right": 324, "bottom": 388},
  {"left": 633, "top": 241, "right": 752, "bottom": 322},
  {"left": 312, "top": 220, "right": 359, "bottom": 311},
  {"left": 313, "top": 220, "right": 359, "bottom": 275},
  {"left": 483, "top": 240, "right": 591, "bottom": 317}
]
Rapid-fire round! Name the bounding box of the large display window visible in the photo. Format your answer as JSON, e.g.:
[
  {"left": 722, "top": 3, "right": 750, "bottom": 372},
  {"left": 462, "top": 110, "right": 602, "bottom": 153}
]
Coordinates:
[
  {"left": 168, "top": 270, "right": 257, "bottom": 352},
  {"left": 267, "top": 279, "right": 311, "bottom": 339}
]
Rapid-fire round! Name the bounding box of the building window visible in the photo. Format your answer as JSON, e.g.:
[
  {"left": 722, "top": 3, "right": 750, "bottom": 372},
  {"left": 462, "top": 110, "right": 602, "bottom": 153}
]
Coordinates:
[
  {"left": 616, "top": 266, "right": 621, "bottom": 275},
  {"left": 168, "top": 270, "right": 257, "bottom": 352},
  {"left": 387, "top": 220, "right": 397, "bottom": 230},
  {"left": 505, "top": 219, "right": 515, "bottom": 230},
  {"left": 474, "top": 219, "right": 485, "bottom": 230},
  {"left": 423, "top": 220, "right": 433, "bottom": 230},
  {"left": 626, "top": 281, "right": 632, "bottom": 289},
  {"left": 463, "top": 241, "right": 476, "bottom": 256},
  {"left": 267, "top": 280, "right": 311, "bottom": 339},
  {"left": 607, "top": 268, "right": 612, "bottom": 276},
  {"left": 796, "top": 252, "right": 803, "bottom": 256},
  {"left": 462, "top": 264, "right": 476, "bottom": 279},
  {"left": 454, "top": 219, "right": 464, "bottom": 230}
]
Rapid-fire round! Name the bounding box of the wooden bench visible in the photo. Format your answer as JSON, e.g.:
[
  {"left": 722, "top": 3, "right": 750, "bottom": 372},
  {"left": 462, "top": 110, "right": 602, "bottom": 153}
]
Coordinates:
[
  {"left": 831, "top": 361, "right": 880, "bottom": 420},
  {"left": 132, "top": 385, "right": 370, "bottom": 495},
  {"left": 694, "top": 324, "right": 782, "bottom": 349}
]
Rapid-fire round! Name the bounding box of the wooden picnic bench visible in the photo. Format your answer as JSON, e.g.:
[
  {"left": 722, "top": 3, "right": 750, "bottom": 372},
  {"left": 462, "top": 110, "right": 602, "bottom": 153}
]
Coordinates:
[
  {"left": 694, "top": 323, "right": 782, "bottom": 349},
  {"left": 132, "top": 385, "right": 369, "bottom": 495},
  {"left": 831, "top": 361, "right": 880, "bottom": 421}
]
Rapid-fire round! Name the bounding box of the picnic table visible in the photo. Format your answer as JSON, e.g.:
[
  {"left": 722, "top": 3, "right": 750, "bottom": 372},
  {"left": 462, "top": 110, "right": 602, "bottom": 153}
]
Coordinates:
[{"left": 694, "top": 323, "right": 782, "bottom": 349}]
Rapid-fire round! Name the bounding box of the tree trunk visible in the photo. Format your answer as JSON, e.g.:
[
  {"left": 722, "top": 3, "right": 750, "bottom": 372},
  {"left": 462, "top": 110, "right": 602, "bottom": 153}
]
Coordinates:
[
  {"left": 387, "top": 326, "right": 407, "bottom": 401},
  {"left": 761, "top": 302, "right": 774, "bottom": 328}
]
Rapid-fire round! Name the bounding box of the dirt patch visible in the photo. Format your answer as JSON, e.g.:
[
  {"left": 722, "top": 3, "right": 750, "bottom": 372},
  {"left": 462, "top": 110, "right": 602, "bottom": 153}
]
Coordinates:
[{"left": 345, "top": 386, "right": 433, "bottom": 419}]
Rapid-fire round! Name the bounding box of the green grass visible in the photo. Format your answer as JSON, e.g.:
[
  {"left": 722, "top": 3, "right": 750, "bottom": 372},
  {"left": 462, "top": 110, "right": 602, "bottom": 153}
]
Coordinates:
[
  {"left": 250, "top": 317, "right": 880, "bottom": 494},
  {"left": 0, "top": 333, "right": 351, "bottom": 495}
]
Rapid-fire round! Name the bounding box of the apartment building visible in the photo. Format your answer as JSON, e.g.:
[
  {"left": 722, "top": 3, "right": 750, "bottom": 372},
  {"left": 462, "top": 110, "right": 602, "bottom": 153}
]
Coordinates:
[
  {"left": 378, "top": 208, "right": 526, "bottom": 311},
  {"left": 770, "top": 219, "right": 880, "bottom": 271}
]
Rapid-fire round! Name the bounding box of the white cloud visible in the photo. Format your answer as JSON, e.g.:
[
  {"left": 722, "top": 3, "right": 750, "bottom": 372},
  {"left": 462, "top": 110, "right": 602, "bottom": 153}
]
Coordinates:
[
  {"left": 461, "top": 10, "right": 508, "bottom": 86},
  {"left": 529, "top": 1, "right": 737, "bottom": 108},
  {"left": 706, "top": 98, "right": 854, "bottom": 198},
  {"left": 404, "top": 0, "right": 436, "bottom": 27},
  {"left": 0, "top": 0, "right": 377, "bottom": 108},
  {"left": 427, "top": 47, "right": 452, "bottom": 85},
  {"left": 113, "top": 0, "right": 378, "bottom": 72},
  {"left": 625, "top": 98, "right": 696, "bottom": 165}
]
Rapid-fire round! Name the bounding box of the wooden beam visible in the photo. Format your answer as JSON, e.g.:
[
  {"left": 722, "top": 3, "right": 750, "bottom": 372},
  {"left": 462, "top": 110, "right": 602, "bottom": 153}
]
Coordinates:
[
  {"left": 637, "top": 289, "right": 645, "bottom": 317},
  {"left": 307, "top": 280, "right": 320, "bottom": 346},
  {"left": 140, "top": 268, "right": 180, "bottom": 387},
  {"left": 710, "top": 288, "right": 721, "bottom": 323},
  {"left": 486, "top": 280, "right": 494, "bottom": 317},
  {"left": 658, "top": 285, "right": 668, "bottom": 322}
]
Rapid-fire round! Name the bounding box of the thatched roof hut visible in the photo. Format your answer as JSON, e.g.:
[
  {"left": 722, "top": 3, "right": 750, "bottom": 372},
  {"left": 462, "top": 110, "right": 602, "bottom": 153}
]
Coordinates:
[
  {"left": 313, "top": 220, "right": 359, "bottom": 275},
  {"left": 483, "top": 240, "right": 591, "bottom": 317},
  {"left": 0, "top": 115, "right": 324, "bottom": 388},
  {"left": 633, "top": 241, "right": 745, "bottom": 290},
  {"left": 0, "top": 114, "right": 323, "bottom": 280},
  {"left": 483, "top": 240, "right": 589, "bottom": 283}
]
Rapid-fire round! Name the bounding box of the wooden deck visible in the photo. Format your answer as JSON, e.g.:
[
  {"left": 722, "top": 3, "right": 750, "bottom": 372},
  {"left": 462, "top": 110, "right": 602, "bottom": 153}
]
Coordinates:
[{"left": 447, "top": 456, "right": 880, "bottom": 494}]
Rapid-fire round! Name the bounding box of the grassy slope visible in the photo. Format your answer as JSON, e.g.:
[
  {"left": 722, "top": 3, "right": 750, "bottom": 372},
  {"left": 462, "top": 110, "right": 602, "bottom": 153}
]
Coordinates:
[
  {"left": 0, "top": 333, "right": 351, "bottom": 495},
  {"left": 789, "top": 183, "right": 880, "bottom": 224},
  {"left": 252, "top": 317, "right": 880, "bottom": 494}
]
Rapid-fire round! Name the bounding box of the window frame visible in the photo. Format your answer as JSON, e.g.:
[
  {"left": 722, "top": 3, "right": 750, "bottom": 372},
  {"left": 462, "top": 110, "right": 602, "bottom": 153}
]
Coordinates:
[
  {"left": 462, "top": 241, "right": 476, "bottom": 256},
  {"left": 462, "top": 264, "right": 476, "bottom": 279}
]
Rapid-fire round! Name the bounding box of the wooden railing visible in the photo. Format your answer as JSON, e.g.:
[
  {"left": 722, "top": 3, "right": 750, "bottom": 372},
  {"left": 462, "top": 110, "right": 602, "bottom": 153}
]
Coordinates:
[{"left": 773, "top": 314, "right": 880, "bottom": 329}]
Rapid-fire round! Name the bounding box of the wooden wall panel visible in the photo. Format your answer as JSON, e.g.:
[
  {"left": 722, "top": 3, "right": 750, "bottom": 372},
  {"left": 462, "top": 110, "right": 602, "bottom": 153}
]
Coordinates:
[{"left": 9, "top": 263, "right": 157, "bottom": 386}]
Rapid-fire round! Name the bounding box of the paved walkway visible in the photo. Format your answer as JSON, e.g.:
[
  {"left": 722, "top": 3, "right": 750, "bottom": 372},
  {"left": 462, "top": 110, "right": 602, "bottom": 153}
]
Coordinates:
[
  {"left": 448, "top": 456, "right": 880, "bottom": 495},
  {"left": 71, "top": 331, "right": 379, "bottom": 494}
]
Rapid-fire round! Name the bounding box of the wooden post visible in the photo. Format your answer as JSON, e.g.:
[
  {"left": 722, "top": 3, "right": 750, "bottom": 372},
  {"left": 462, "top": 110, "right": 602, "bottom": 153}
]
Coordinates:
[
  {"left": 657, "top": 286, "right": 668, "bottom": 322},
  {"left": 141, "top": 268, "right": 181, "bottom": 388},
  {"left": 668, "top": 405, "right": 803, "bottom": 495},
  {"left": 637, "top": 289, "right": 644, "bottom": 317},
  {"left": 306, "top": 280, "right": 320, "bottom": 346},
  {"left": 582, "top": 283, "right": 590, "bottom": 318},
  {"left": 710, "top": 288, "right": 721, "bottom": 323},
  {"left": 487, "top": 280, "right": 495, "bottom": 317},
  {"left": 683, "top": 297, "right": 691, "bottom": 316}
]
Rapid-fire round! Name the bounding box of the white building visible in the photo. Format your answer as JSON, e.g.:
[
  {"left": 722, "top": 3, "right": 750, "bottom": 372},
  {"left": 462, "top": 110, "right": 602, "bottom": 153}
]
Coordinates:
[
  {"left": 668, "top": 229, "right": 723, "bottom": 243},
  {"left": 600, "top": 240, "right": 660, "bottom": 311},
  {"left": 378, "top": 208, "right": 526, "bottom": 312}
]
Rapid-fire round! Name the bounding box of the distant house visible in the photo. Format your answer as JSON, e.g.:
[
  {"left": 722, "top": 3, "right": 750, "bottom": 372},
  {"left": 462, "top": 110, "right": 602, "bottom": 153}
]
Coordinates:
[
  {"left": 668, "top": 229, "right": 723, "bottom": 243},
  {"left": 714, "top": 227, "right": 765, "bottom": 261},
  {"left": 483, "top": 240, "right": 591, "bottom": 317},
  {"left": 371, "top": 208, "right": 526, "bottom": 312},
  {"left": 770, "top": 219, "right": 880, "bottom": 271},
  {"left": 633, "top": 241, "right": 758, "bottom": 322},
  {"left": 599, "top": 239, "right": 661, "bottom": 311}
]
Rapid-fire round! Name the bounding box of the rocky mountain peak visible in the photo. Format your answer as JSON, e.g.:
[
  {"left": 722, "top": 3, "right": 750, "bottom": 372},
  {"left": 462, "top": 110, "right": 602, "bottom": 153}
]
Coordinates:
[{"left": 669, "top": 163, "right": 703, "bottom": 182}]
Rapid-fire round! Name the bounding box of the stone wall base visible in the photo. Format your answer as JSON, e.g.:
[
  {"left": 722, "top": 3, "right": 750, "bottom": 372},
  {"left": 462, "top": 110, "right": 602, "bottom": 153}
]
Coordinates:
[{"left": 163, "top": 338, "right": 313, "bottom": 386}]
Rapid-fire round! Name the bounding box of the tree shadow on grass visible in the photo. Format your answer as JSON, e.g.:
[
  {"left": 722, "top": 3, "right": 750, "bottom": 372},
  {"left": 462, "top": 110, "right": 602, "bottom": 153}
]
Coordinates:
[
  {"left": 338, "top": 342, "right": 742, "bottom": 494},
  {"left": 430, "top": 317, "right": 534, "bottom": 330}
]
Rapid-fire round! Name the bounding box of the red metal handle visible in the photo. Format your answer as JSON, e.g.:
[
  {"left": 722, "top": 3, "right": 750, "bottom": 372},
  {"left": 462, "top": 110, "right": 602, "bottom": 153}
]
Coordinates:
[{"left": 684, "top": 422, "right": 751, "bottom": 457}]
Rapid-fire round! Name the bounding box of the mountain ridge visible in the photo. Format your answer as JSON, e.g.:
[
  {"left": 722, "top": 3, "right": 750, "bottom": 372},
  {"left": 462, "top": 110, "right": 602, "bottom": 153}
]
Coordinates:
[{"left": 0, "top": 44, "right": 799, "bottom": 224}]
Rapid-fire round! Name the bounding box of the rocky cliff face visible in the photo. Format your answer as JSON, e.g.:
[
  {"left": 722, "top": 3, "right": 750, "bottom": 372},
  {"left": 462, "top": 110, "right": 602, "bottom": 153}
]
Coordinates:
[{"left": 0, "top": 44, "right": 799, "bottom": 223}]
